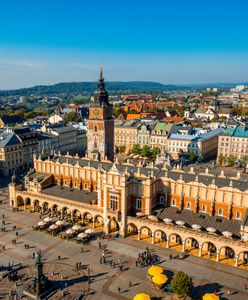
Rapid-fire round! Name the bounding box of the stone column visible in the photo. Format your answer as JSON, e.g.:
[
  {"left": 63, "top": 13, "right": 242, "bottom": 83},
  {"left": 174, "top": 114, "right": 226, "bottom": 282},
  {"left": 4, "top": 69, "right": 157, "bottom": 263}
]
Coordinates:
[
  {"left": 182, "top": 240, "right": 185, "bottom": 252},
  {"left": 198, "top": 244, "right": 202, "bottom": 257},
  {"left": 234, "top": 254, "right": 239, "bottom": 267},
  {"left": 137, "top": 229, "right": 141, "bottom": 241},
  {"left": 216, "top": 249, "right": 220, "bottom": 262},
  {"left": 151, "top": 232, "right": 155, "bottom": 244},
  {"left": 166, "top": 237, "right": 169, "bottom": 248}
]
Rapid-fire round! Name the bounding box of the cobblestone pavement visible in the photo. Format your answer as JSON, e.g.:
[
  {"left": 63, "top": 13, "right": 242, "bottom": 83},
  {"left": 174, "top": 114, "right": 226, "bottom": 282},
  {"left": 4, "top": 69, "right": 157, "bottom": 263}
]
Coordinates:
[{"left": 0, "top": 189, "right": 248, "bottom": 299}]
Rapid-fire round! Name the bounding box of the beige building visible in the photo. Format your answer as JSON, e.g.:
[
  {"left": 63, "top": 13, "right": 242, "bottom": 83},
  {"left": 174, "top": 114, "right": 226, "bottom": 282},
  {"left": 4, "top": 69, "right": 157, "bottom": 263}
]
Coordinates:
[
  {"left": 168, "top": 127, "right": 223, "bottom": 160},
  {"left": 150, "top": 122, "right": 174, "bottom": 152},
  {"left": 0, "top": 132, "right": 24, "bottom": 176},
  {"left": 218, "top": 126, "right": 248, "bottom": 160},
  {"left": 114, "top": 120, "right": 139, "bottom": 153}
]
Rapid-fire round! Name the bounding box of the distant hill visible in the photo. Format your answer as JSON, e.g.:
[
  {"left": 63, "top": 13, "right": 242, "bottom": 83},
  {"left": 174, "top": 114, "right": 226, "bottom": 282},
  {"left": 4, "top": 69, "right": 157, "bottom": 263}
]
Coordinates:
[{"left": 0, "top": 81, "right": 181, "bottom": 96}]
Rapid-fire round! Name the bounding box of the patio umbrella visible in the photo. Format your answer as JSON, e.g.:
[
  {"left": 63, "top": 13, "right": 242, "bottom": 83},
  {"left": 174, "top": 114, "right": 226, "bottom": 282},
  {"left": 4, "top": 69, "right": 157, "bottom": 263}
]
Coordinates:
[
  {"left": 176, "top": 220, "right": 185, "bottom": 226},
  {"left": 77, "top": 232, "right": 88, "bottom": 238},
  {"left": 44, "top": 217, "right": 52, "bottom": 222},
  {"left": 148, "top": 265, "right": 164, "bottom": 277},
  {"left": 85, "top": 228, "right": 95, "bottom": 234},
  {"left": 222, "top": 231, "right": 232, "bottom": 237},
  {"left": 163, "top": 218, "right": 172, "bottom": 224},
  {"left": 133, "top": 293, "right": 151, "bottom": 300},
  {"left": 49, "top": 224, "right": 59, "bottom": 230},
  {"left": 202, "top": 293, "right": 220, "bottom": 300},
  {"left": 207, "top": 227, "right": 216, "bottom": 233},
  {"left": 66, "top": 229, "right": 75, "bottom": 235},
  {"left": 72, "top": 225, "right": 81, "bottom": 231},
  {"left": 56, "top": 220, "right": 66, "bottom": 226},
  {"left": 38, "top": 221, "right": 46, "bottom": 226},
  {"left": 152, "top": 274, "right": 168, "bottom": 285},
  {"left": 148, "top": 215, "right": 158, "bottom": 221},
  {"left": 192, "top": 224, "right": 201, "bottom": 230}
]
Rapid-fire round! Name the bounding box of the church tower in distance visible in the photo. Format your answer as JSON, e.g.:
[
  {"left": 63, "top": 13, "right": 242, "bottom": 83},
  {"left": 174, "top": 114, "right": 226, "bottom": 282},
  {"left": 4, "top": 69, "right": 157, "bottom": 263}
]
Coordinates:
[{"left": 87, "top": 67, "right": 114, "bottom": 161}]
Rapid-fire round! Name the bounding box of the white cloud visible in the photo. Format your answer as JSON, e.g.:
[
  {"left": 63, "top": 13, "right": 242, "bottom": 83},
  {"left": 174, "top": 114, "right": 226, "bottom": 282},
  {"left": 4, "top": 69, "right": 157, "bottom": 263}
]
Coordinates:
[{"left": 0, "top": 59, "right": 46, "bottom": 69}]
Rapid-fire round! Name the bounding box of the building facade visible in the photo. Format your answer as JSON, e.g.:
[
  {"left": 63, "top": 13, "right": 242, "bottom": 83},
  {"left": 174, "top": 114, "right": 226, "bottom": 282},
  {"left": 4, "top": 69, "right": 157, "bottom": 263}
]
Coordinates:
[{"left": 218, "top": 126, "right": 248, "bottom": 160}]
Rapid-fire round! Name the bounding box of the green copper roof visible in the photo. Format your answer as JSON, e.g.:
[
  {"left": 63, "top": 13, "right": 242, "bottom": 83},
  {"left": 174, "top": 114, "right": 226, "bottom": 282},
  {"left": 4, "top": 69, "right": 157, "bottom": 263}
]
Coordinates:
[
  {"left": 222, "top": 126, "right": 248, "bottom": 138},
  {"left": 154, "top": 122, "right": 173, "bottom": 132}
]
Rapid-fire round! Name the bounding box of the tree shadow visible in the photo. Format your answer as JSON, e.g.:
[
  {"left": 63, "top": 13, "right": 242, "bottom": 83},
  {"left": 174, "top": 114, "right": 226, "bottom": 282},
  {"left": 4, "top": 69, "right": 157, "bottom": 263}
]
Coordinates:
[{"left": 192, "top": 282, "right": 227, "bottom": 300}]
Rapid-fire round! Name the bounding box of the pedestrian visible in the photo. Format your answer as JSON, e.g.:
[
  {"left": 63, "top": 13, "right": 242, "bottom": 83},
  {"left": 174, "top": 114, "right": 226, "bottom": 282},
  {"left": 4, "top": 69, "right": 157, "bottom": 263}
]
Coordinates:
[
  {"left": 99, "top": 241, "right": 101, "bottom": 249},
  {"left": 135, "top": 260, "right": 138, "bottom": 267},
  {"left": 214, "top": 289, "right": 217, "bottom": 295},
  {"left": 227, "top": 289, "right": 231, "bottom": 295},
  {"left": 245, "top": 283, "right": 247, "bottom": 290},
  {"left": 170, "top": 254, "right": 172, "bottom": 260},
  {"left": 16, "top": 232, "right": 18, "bottom": 237},
  {"left": 129, "top": 280, "right": 132, "bottom": 288},
  {"left": 118, "top": 287, "right": 121, "bottom": 294},
  {"left": 81, "top": 247, "right": 84, "bottom": 253},
  {"left": 58, "top": 255, "right": 61, "bottom": 260}
]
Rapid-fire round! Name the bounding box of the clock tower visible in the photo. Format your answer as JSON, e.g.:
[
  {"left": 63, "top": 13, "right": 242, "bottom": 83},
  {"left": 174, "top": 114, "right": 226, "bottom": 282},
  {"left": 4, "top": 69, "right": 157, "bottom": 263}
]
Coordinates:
[{"left": 87, "top": 67, "right": 114, "bottom": 161}]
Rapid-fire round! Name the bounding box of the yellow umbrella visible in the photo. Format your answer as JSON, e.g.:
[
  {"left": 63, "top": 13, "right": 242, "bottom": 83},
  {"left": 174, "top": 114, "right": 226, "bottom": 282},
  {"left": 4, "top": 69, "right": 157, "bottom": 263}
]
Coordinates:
[
  {"left": 147, "top": 265, "right": 164, "bottom": 276},
  {"left": 152, "top": 274, "right": 168, "bottom": 286},
  {"left": 202, "top": 294, "right": 220, "bottom": 300},
  {"left": 133, "top": 293, "right": 151, "bottom": 300}
]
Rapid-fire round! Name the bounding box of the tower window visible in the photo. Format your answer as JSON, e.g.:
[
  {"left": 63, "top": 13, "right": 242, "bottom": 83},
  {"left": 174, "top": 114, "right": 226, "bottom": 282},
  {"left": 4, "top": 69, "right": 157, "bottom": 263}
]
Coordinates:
[
  {"left": 136, "top": 198, "right": 142, "bottom": 210},
  {"left": 159, "top": 196, "right": 164, "bottom": 205},
  {"left": 218, "top": 208, "right": 223, "bottom": 216},
  {"left": 186, "top": 202, "right": 191, "bottom": 209},
  {"left": 172, "top": 199, "right": 176, "bottom": 207},
  {"left": 236, "top": 211, "right": 241, "bottom": 219},
  {"left": 94, "top": 125, "right": 98, "bottom": 132},
  {"left": 202, "top": 205, "right": 207, "bottom": 212}
]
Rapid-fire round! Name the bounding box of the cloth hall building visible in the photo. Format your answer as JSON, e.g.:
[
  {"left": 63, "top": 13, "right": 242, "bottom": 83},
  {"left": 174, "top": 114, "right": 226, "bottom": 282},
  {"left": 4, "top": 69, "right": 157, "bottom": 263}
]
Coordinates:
[{"left": 9, "top": 69, "right": 248, "bottom": 269}]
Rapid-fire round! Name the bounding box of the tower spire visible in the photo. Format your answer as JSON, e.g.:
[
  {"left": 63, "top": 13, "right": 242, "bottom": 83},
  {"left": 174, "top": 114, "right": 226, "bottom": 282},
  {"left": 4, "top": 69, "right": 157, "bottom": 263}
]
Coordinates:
[
  {"left": 95, "top": 66, "right": 109, "bottom": 105},
  {"left": 99, "top": 65, "right": 103, "bottom": 81}
]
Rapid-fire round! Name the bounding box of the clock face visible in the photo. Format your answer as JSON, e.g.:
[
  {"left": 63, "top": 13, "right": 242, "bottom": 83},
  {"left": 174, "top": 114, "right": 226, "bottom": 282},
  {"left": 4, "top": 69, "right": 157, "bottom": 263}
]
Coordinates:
[{"left": 93, "top": 109, "right": 99, "bottom": 116}]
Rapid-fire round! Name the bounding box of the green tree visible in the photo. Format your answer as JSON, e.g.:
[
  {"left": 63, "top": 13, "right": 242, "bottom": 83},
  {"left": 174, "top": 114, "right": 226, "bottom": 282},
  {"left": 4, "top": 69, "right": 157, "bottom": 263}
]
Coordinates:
[
  {"left": 171, "top": 271, "right": 193, "bottom": 297},
  {"left": 119, "top": 145, "right": 126, "bottom": 153},
  {"left": 189, "top": 152, "right": 196, "bottom": 162},
  {"left": 63, "top": 111, "right": 81, "bottom": 123},
  {"left": 227, "top": 155, "right": 236, "bottom": 167},
  {"left": 131, "top": 144, "right": 142, "bottom": 155},
  {"left": 218, "top": 154, "right": 226, "bottom": 166}
]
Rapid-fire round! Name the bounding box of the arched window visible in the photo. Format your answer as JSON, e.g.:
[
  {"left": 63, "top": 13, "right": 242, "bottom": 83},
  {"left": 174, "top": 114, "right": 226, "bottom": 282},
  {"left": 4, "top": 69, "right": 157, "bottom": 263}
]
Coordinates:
[
  {"left": 218, "top": 208, "right": 223, "bottom": 216},
  {"left": 172, "top": 199, "right": 176, "bottom": 207},
  {"left": 94, "top": 125, "right": 98, "bottom": 132},
  {"left": 186, "top": 202, "right": 191, "bottom": 209},
  {"left": 236, "top": 211, "right": 241, "bottom": 219},
  {"left": 202, "top": 205, "right": 207, "bottom": 212}
]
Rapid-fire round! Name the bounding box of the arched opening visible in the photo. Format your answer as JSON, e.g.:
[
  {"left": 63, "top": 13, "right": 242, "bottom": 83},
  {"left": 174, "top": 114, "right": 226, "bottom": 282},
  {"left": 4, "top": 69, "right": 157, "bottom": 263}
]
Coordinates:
[
  {"left": 202, "top": 241, "right": 217, "bottom": 260},
  {"left": 82, "top": 212, "right": 93, "bottom": 226},
  {"left": 184, "top": 237, "right": 199, "bottom": 255},
  {"left": 140, "top": 226, "right": 152, "bottom": 242},
  {"left": 61, "top": 207, "right": 69, "bottom": 219},
  {"left": 127, "top": 223, "right": 138, "bottom": 238},
  {"left": 154, "top": 230, "right": 167, "bottom": 246},
  {"left": 17, "top": 196, "right": 24, "bottom": 208},
  {"left": 108, "top": 218, "right": 120, "bottom": 234},
  {"left": 219, "top": 246, "right": 235, "bottom": 266},
  {"left": 42, "top": 202, "right": 49, "bottom": 214},
  {"left": 238, "top": 251, "right": 248, "bottom": 270},
  {"left": 94, "top": 215, "right": 104, "bottom": 228},
  {"left": 33, "top": 200, "right": 40, "bottom": 212},
  {"left": 25, "top": 198, "right": 31, "bottom": 209},
  {"left": 72, "top": 209, "right": 81, "bottom": 222},
  {"left": 169, "top": 233, "right": 183, "bottom": 251}
]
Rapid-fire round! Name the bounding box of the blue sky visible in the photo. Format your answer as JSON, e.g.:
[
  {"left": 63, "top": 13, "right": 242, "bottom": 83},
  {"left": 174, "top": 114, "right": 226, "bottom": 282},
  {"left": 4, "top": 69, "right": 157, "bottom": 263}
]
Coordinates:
[{"left": 0, "top": 0, "right": 248, "bottom": 88}]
